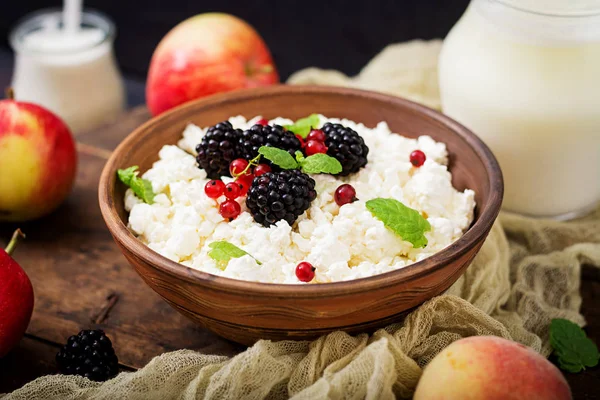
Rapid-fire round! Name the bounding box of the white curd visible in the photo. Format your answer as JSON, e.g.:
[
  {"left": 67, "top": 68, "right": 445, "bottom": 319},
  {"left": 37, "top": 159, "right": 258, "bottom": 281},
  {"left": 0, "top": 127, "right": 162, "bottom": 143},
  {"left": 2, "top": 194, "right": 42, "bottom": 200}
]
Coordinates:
[{"left": 125, "top": 116, "right": 475, "bottom": 284}]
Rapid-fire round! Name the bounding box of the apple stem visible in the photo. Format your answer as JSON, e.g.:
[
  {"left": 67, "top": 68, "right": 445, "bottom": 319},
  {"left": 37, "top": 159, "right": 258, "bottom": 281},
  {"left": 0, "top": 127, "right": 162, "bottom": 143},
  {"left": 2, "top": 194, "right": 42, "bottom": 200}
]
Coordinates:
[
  {"left": 244, "top": 65, "right": 273, "bottom": 77},
  {"left": 258, "top": 65, "right": 273, "bottom": 74},
  {"left": 5, "top": 229, "right": 25, "bottom": 256},
  {"left": 5, "top": 87, "right": 14, "bottom": 100}
]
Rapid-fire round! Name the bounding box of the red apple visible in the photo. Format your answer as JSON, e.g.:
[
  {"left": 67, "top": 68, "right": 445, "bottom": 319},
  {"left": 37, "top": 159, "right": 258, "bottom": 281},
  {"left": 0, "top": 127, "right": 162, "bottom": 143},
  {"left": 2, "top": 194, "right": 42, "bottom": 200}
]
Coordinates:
[
  {"left": 0, "top": 90, "right": 77, "bottom": 222},
  {"left": 0, "top": 229, "right": 34, "bottom": 358},
  {"left": 146, "top": 13, "right": 279, "bottom": 116}
]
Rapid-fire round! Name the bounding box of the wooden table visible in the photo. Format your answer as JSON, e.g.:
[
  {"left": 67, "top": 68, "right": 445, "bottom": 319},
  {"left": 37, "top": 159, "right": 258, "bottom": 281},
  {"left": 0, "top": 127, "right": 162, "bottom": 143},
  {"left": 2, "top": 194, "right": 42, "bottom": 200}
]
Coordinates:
[{"left": 0, "top": 107, "right": 599, "bottom": 398}]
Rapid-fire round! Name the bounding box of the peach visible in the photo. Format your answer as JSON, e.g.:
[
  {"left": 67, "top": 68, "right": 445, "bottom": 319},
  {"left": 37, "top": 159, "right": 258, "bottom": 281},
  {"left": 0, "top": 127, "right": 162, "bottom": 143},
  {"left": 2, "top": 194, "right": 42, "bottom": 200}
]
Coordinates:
[{"left": 414, "top": 336, "right": 571, "bottom": 400}]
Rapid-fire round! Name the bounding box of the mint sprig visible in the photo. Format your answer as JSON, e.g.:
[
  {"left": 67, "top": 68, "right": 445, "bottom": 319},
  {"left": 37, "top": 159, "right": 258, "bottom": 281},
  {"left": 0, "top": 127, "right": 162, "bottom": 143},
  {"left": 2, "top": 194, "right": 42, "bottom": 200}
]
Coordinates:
[
  {"left": 258, "top": 147, "right": 297, "bottom": 170},
  {"left": 366, "top": 198, "right": 430, "bottom": 248},
  {"left": 208, "top": 241, "right": 261, "bottom": 269},
  {"left": 550, "top": 318, "right": 599, "bottom": 373},
  {"left": 284, "top": 114, "right": 320, "bottom": 138},
  {"left": 301, "top": 153, "right": 342, "bottom": 174},
  {"left": 258, "top": 146, "right": 341, "bottom": 175},
  {"left": 117, "top": 166, "right": 155, "bottom": 204}
]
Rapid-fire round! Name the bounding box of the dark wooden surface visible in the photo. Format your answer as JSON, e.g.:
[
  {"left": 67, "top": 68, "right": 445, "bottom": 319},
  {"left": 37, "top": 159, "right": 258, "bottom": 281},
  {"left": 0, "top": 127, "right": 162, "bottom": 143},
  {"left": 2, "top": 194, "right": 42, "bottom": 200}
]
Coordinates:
[
  {"left": 0, "top": 60, "right": 598, "bottom": 399},
  {"left": 0, "top": 107, "right": 244, "bottom": 394}
]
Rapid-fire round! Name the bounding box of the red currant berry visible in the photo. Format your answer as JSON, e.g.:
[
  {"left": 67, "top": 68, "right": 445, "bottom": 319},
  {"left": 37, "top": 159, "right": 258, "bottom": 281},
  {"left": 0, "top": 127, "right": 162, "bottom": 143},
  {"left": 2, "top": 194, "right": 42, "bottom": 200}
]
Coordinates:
[
  {"left": 410, "top": 150, "right": 426, "bottom": 167},
  {"left": 204, "top": 180, "right": 225, "bottom": 199},
  {"left": 256, "top": 118, "right": 269, "bottom": 126},
  {"left": 224, "top": 182, "right": 242, "bottom": 199},
  {"left": 306, "top": 129, "right": 325, "bottom": 142},
  {"left": 295, "top": 262, "right": 316, "bottom": 282},
  {"left": 237, "top": 180, "right": 251, "bottom": 196},
  {"left": 295, "top": 134, "right": 305, "bottom": 148},
  {"left": 219, "top": 200, "right": 241, "bottom": 220},
  {"left": 237, "top": 172, "right": 254, "bottom": 185},
  {"left": 254, "top": 163, "right": 271, "bottom": 176},
  {"left": 230, "top": 158, "right": 250, "bottom": 177},
  {"left": 305, "top": 140, "right": 328, "bottom": 156},
  {"left": 334, "top": 184, "right": 358, "bottom": 206}
]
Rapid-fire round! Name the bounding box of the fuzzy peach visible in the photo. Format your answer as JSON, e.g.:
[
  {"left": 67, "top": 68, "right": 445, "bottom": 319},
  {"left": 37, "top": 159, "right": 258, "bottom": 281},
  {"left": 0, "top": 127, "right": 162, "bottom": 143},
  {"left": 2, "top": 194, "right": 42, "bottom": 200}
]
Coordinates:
[{"left": 414, "top": 336, "right": 571, "bottom": 400}]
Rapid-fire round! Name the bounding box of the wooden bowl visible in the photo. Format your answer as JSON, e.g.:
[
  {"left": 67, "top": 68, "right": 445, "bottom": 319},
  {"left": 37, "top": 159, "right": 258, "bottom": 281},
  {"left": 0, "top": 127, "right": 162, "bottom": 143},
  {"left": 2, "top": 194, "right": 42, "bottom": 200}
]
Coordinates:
[{"left": 99, "top": 85, "right": 503, "bottom": 345}]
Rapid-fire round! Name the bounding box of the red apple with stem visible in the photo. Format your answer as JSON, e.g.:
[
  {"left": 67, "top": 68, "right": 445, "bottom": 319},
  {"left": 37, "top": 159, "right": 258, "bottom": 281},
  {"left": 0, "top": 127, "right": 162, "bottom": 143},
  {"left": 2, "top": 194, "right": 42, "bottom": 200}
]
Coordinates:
[
  {"left": 0, "top": 89, "right": 77, "bottom": 222},
  {"left": 0, "top": 229, "right": 34, "bottom": 358},
  {"left": 146, "top": 13, "right": 279, "bottom": 116}
]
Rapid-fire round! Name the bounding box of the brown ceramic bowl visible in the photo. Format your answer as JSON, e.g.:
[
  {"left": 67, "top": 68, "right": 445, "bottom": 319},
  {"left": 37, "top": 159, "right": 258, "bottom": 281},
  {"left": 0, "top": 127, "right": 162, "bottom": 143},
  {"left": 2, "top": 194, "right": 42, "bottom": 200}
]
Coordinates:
[{"left": 99, "top": 85, "right": 503, "bottom": 345}]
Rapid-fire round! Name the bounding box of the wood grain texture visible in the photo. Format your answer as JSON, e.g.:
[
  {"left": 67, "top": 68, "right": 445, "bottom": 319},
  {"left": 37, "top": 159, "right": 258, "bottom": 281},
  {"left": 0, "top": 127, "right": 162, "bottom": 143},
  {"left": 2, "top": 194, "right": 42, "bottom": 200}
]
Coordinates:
[
  {"left": 98, "top": 85, "right": 503, "bottom": 345},
  {"left": 0, "top": 108, "right": 241, "bottom": 389}
]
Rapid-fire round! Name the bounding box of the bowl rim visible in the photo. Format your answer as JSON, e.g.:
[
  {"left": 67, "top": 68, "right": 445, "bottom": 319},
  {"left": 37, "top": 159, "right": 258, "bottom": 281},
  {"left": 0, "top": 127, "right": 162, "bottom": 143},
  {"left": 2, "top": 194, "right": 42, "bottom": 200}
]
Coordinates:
[{"left": 99, "top": 85, "right": 503, "bottom": 298}]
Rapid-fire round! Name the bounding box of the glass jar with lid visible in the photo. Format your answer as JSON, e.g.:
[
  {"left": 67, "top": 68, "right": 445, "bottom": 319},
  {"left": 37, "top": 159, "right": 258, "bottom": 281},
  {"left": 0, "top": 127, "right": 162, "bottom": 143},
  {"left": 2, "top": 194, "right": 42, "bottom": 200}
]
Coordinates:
[
  {"left": 439, "top": 0, "right": 600, "bottom": 219},
  {"left": 10, "top": 9, "right": 125, "bottom": 133}
]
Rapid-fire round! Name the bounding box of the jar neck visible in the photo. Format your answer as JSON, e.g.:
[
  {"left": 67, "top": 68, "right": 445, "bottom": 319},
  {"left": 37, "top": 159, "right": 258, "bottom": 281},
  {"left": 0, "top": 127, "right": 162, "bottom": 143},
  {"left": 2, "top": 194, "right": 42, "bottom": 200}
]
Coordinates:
[
  {"left": 472, "top": 0, "right": 600, "bottom": 44},
  {"left": 10, "top": 8, "right": 115, "bottom": 56},
  {"left": 491, "top": 0, "right": 600, "bottom": 17}
]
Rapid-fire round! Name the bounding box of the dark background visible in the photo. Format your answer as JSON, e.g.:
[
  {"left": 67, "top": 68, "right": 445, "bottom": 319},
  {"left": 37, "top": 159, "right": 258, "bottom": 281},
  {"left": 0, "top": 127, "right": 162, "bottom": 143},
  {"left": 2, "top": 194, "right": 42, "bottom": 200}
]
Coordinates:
[{"left": 1, "top": 0, "right": 469, "bottom": 83}]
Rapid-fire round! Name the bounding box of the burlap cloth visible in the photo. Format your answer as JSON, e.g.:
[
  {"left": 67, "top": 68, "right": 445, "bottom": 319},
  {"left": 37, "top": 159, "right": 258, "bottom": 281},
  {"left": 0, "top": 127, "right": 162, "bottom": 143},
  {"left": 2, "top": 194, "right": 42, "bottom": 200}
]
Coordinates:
[{"left": 4, "top": 40, "right": 600, "bottom": 400}]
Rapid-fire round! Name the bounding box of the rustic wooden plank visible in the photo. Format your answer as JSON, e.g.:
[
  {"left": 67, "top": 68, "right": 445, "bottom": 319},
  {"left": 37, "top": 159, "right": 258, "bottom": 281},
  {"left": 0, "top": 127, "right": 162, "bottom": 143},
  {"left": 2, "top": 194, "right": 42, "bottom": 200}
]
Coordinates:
[
  {"left": 564, "top": 265, "right": 600, "bottom": 400},
  {"left": 76, "top": 106, "right": 151, "bottom": 151},
  {"left": 0, "top": 151, "right": 242, "bottom": 372},
  {"left": 0, "top": 336, "right": 59, "bottom": 394},
  {"left": 0, "top": 335, "right": 137, "bottom": 394}
]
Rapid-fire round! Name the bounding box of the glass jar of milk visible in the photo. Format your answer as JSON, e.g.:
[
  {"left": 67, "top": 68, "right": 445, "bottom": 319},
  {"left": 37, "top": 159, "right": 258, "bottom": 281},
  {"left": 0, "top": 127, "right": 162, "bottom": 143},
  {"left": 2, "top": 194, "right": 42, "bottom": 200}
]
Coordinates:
[
  {"left": 10, "top": 9, "right": 125, "bottom": 133},
  {"left": 439, "top": 0, "right": 600, "bottom": 219}
]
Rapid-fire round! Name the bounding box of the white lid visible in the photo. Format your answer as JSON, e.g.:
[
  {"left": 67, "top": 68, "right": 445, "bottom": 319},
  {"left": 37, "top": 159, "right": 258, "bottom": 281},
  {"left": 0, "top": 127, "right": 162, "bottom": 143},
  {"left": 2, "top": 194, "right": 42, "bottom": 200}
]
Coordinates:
[
  {"left": 496, "top": 0, "right": 600, "bottom": 16},
  {"left": 475, "top": 0, "right": 600, "bottom": 44}
]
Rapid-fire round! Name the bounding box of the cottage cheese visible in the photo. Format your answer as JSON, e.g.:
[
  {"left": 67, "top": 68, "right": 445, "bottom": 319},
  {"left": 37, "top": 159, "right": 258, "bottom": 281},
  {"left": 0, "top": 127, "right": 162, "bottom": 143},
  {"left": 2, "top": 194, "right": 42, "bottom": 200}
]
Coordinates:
[{"left": 124, "top": 115, "right": 475, "bottom": 284}]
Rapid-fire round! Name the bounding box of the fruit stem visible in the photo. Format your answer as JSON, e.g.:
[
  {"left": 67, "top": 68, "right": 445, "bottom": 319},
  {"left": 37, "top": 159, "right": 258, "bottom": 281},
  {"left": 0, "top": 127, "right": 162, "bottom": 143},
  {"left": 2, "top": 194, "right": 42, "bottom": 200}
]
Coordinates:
[
  {"left": 257, "top": 65, "right": 273, "bottom": 74},
  {"left": 5, "top": 87, "right": 14, "bottom": 100},
  {"left": 5, "top": 229, "right": 25, "bottom": 256},
  {"left": 234, "top": 154, "right": 261, "bottom": 178}
]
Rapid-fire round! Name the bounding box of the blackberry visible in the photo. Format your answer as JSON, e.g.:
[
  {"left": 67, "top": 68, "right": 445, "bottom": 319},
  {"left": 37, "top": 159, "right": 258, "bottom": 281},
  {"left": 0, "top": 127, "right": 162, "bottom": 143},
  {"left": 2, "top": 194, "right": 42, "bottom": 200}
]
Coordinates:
[
  {"left": 322, "top": 122, "right": 369, "bottom": 176},
  {"left": 196, "top": 121, "right": 243, "bottom": 179},
  {"left": 239, "top": 124, "right": 302, "bottom": 163},
  {"left": 246, "top": 170, "right": 317, "bottom": 227},
  {"left": 56, "top": 330, "right": 119, "bottom": 382}
]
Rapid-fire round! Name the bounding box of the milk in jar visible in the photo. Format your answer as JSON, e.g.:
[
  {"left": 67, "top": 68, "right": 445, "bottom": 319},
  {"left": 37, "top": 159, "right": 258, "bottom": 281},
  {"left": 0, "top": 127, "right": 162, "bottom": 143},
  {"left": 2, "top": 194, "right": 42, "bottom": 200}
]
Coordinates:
[
  {"left": 10, "top": 10, "right": 125, "bottom": 133},
  {"left": 439, "top": 0, "right": 600, "bottom": 219}
]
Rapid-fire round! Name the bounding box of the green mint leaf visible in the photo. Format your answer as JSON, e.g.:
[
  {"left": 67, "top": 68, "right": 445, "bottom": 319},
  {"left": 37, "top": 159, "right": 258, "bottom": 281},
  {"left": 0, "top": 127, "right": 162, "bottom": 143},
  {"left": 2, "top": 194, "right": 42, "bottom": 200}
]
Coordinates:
[
  {"left": 295, "top": 150, "right": 305, "bottom": 164},
  {"left": 300, "top": 153, "right": 343, "bottom": 174},
  {"left": 258, "top": 146, "right": 298, "bottom": 170},
  {"left": 117, "top": 166, "right": 138, "bottom": 186},
  {"left": 558, "top": 359, "right": 584, "bottom": 374},
  {"left": 208, "top": 241, "right": 261, "bottom": 269},
  {"left": 117, "top": 166, "right": 155, "bottom": 204},
  {"left": 366, "top": 198, "right": 431, "bottom": 248},
  {"left": 130, "top": 177, "right": 156, "bottom": 204},
  {"left": 550, "top": 318, "right": 599, "bottom": 373},
  {"left": 284, "top": 114, "right": 320, "bottom": 138}
]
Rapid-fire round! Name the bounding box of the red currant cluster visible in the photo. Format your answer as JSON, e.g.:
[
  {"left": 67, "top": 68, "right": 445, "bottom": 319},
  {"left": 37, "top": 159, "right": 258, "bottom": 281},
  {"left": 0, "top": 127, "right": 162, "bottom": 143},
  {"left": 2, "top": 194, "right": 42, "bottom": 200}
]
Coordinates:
[
  {"left": 204, "top": 158, "right": 272, "bottom": 220},
  {"left": 295, "top": 128, "right": 328, "bottom": 156}
]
